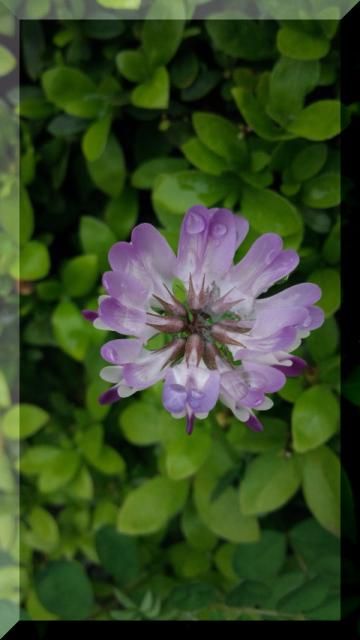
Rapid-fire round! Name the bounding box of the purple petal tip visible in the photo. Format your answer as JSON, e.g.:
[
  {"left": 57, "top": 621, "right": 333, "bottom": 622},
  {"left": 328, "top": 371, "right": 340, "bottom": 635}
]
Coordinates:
[
  {"left": 99, "top": 387, "right": 120, "bottom": 406},
  {"left": 82, "top": 309, "right": 98, "bottom": 322},
  {"left": 186, "top": 413, "right": 195, "bottom": 435},
  {"left": 246, "top": 415, "right": 264, "bottom": 432}
]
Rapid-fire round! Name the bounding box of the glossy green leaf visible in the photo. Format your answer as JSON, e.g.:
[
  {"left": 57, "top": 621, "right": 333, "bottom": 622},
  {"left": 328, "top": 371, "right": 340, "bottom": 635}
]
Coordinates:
[
  {"left": 120, "top": 401, "right": 176, "bottom": 445},
  {"left": 165, "top": 429, "right": 212, "bottom": 480},
  {"left": 241, "top": 185, "right": 302, "bottom": 236},
  {"left": 292, "top": 385, "right": 339, "bottom": 453},
  {"left": 116, "top": 49, "right": 148, "bottom": 83},
  {"left": 206, "top": 19, "right": 276, "bottom": 61},
  {"left": 307, "top": 316, "right": 339, "bottom": 362},
  {"left": 291, "top": 143, "right": 328, "bottom": 182},
  {"left": 80, "top": 216, "right": 116, "bottom": 272},
  {"left": 104, "top": 187, "right": 139, "bottom": 239},
  {"left": 87, "top": 134, "right": 126, "bottom": 198},
  {"left": 143, "top": 15, "right": 184, "bottom": 69},
  {"left": 2, "top": 403, "right": 49, "bottom": 440},
  {"left": 268, "top": 57, "right": 319, "bottom": 126},
  {"left": 20, "top": 241, "right": 50, "bottom": 281},
  {"left": 301, "top": 446, "right": 340, "bottom": 536},
  {"left": 95, "top": 525, "right": 140, "bottom": 586},
  {"left": 131, "top": 67, "right": 170, "bottom": 110},
  {"left": 192, "top": 112, "right": 247, "bottom": 169},
  {"left": 322, "top": 218, "right": 340, "bottom": 265},
  {"left": 227, "top": 417, "right": 287, "bottom": 453},
  {"left": 239, "top": 451, "right": 301, "bottom": 515},
  {"left": 168, "top": 542, "right": 210, "bottom": 578},
  {"left": 35, "top": 561, "right": 94, "bottom": 620},
  {"left": 287, "top": 100, "right": 341, "bottom": 141},
  {"left": 232, "top": 87, "right": 294, "bottom": 141},
  {"left": 152, "top": 171, "right": 229, "bottom": 218},
  {"left": 0, "top": 45, "right": 16, "bottom": 77},
  {"left": 27, "top": 506, "right": 59, "bottom": 552},
  {"left": 308, "top": 268, "right": 340, "bottom": 316},
  {"left": 277, "top": 23, "right": 330, "bottom": 61},
  {"left": 38, "top": 450, "right": 81, "bottom": 493},
  {"left": 181, "top": 137, "right": 228, "bottom": 175},
  {"left": 117, "top": 476, "right": 188, "bottom": 535},
  {"left": 132, "top": 157, "right": 188, "bottom": 190},
  {"left": 301, "top": 173, "right": 340, "bottom": 208},
  {"left": 42, "top": 66, "right": 101, "bottom": 118},
  {"left": 181, "top": 503, "right": 217, "bottom": 551},
  {"left": 233, "top": 530, "right": 286, "bottom": 580},
  {"left": 82, "top": 115, "right": 111, "bottom": 162},
  {"left": 52, "top": 300, "right": 89, "bottom": 361},
  {"left": 167, "top": 582, "right": 217, "bottom": 612},
  {"left": 61, "top": 255, "right": 98, "bottom": 297},
  {"left": 278, "top": 576, "right": 330, "bottom": 614}
]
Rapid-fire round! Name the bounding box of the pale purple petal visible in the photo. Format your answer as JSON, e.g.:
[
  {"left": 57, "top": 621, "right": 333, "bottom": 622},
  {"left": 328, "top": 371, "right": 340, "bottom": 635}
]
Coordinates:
[
  {"left": 99, "top": 297, "right": 147, "bottom": 337},
  {"left": 101, "top": 338, "right": 143, "bottom": 365},
  {"left": 252, "top": 307, "right": 309, "bottom": 337},
  {"left": 131, "top": 223, "right": 176, "bottom": 286},
  {"left": 102, "top": 271, "right": 151, "bottom": 309},
  {"left": 256, "top": 283, "right": 322, "bottom": 309},
  {"left": 123, "top": 342, "right": 182, "bottom": 390},
  {"left": 162, "top": 382, "right": 188, "bottom": 415},
  {"left": 234, "top": 214, "right": 250, "bottom": 250},
  {"left": 306, "top": 306, "right": 325, "bottom": 330}
]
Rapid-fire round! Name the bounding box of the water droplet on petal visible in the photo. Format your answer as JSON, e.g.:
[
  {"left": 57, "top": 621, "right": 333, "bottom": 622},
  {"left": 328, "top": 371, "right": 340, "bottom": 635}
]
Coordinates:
[
  {"left": 186, "top": 212, "right": 206, "bottom": 235},
  {"left": 211, "top": 223, "right": 227, "bottom": 238}
]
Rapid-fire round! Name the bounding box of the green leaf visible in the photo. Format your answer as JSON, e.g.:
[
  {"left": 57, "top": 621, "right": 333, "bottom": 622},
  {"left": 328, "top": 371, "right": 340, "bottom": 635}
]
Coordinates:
[
  {"left": 167, "top": 582, "right": 217, "bottom": 612},
  {"left": 35, "top": 561, "right": 94, "bottom": 620},
  {"left": 80, "top": 216, "right": 116, "bottom": 272},
  {"left": 61, "top": 255, "right": 98, "bottom": 297},
  {"left": 42, "top": 66, "right": 102, "bottom": 118},
  {"left": 181, "top": 137, "right": 228, "bottom": 175},
  {"left": 301, "top": 173, "right": 340, "bottom": 209},
  {"left": 277, "top": 23, "right": 330, "bottom": 61},
  {"left": 226, "top": 581, "right": 271, "bottom": 608},
  {"left": 152, "top": 171, "right": 230, "bottom": 218},
  {"left": 38, "top": 450, "right": 81, "bottom": 493},
  {"left": 168, "top": 542, "right": 210, "bottom": 578},
  {"left": 2, "top": 403, "right": 49, "bottom": 440},
  {"left": 227, "top": 417, "right": 287, "bottom": 453},
  {"left": 116, "top": 50, "right": 148, "bottom": 83},
  {"left": 206, "top": 19, "right": 276, "bottom": 61},
  {"left": 287, "top": 100, "right": 341, "bottom": 141},
  {"left": 117, "top": 476, "right": 188, "bottom": 535},
  {"left": 307, "top": 316, "right": 339, "bottom": 362},
  {"left": 301, "top": 446, "right": 340, "bottom": 536},
  {"left": 290, "top": 518, "right": 339, "bottom": 570},
  {"left": 120, "top": 402, "right": 175, "bottom": 445},
  {"left": 95, "top": 525, "right": 140, "bottom": 586},
  {"left": 291, "top": 143, "right": 327, "bottom": 182},
  {"left": 233, "top": 530, "right": 286, "bottom": 580},
  {"left": 97, "top": 0, "right": 141, "bottom": 8},
  {"left": 143, "top": 17, "right": 185, "bottom": 69},
  {"left": 132, "top": 157, "right": 188, "bottom": 190},
  {"left": 239, "top": 451, "right": 301, "bottom": 516},
  {"left": 0, "top": 371, "right": 10, "bottom": 409},
  {"left": 131, "top": 67, "right": 169, "bottom": 110},
  {"left": 192, "top": 112, "right": 247, "bottom": 169},
  {"left": 66, "top": 466, "right": 94, "bottom": 501},
  {"left": 241, "top": 185, "right": 302, "bottom": 237},
  {"left": 52, "top": 300, "right": 89, "bottom": 361},
  {"left": 0, "top": 45, "right": 16, "bottom": 77},
  {"left": 20, "top": 241, "right": 50, "bottom": 281},
  {"left": 292, "top": 385, "right": 339, "bottom": 453},
  {"left": 181, "top": 503, "right": 217, "bottom": 551},
  {"left": 20, "top": 186, "right": 34, "bottom": 245},
  {"left": 277, "top": 576, "right": 330, "bottom": 614},
  {"left": 308, "top": 268, "right": 340, "bottom": 316},
  {"left": 268, "top": 57, "right": 320, "bottom": 126},
  {"left": 87, "top": 134, "right": 126, "bottom": 198},
  {"left": 232, "top": 87, "right": 294, "bottom": 141},
  {"left": 194, "top": 445, "right": 259, "bottom": 543},
  {"left": 322, "top": 218, "right": 340, "bottom": 265},
  {"left": 27, "top": 506, "right": 59, "bottom": 552},
  {"left": 20, "top": 445, "right": 60, "bottom": 476},
  {"left": 104, "top": 187, "right": 139, "bottom": 239},
  {"left": 82, "top": 115, "right": 111, "bottom": 162},
  {"left": 165, "top": 429, "right": 212, "bottom": 480}
]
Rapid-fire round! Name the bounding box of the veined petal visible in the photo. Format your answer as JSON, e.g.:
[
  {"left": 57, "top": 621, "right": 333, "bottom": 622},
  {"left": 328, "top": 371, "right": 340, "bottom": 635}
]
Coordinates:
[
  {"left": 256, "top": 283, "right": 322, "bottom": 309},
  {"left": 101, "top": 338, "right": 143, "bottom": 364},
  {"left": 163, "top": 362, "right": 220, "bottom": 417},
  {"left": 131, "top": 223, "right": 176, "bottom": 286},
  {"left": 123, "top": 341, "right": 184, "bottom": 390},
  {"left": 99, "top": 297, "right": 147, "bottom": 337},
  {"left": 251, "top": 306, "right": 309, "bottom": 337},
  {"left": 102, "top": 271, "right": 151, "bottom": 309}
]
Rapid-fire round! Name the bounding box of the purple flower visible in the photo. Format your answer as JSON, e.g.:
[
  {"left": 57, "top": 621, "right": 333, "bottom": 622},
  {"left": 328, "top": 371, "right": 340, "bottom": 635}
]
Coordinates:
[{"left": 84, "top": 206, "right": 324, "bottom": 434}]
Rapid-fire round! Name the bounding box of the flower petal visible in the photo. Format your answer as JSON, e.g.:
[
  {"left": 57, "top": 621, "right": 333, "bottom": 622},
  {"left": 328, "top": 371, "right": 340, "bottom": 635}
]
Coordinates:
[
  {"left": 101, "top": 338, "right": 143, "bottom": 364},
  {"left": 99, "top": 297, "right": 147, "bottom": 337}
]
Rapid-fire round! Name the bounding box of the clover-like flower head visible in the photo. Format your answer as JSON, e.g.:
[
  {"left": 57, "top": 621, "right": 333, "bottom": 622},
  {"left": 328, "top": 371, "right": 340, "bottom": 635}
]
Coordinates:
[{"left": 83, "top": 206, "right": 324, "bottom": 434}]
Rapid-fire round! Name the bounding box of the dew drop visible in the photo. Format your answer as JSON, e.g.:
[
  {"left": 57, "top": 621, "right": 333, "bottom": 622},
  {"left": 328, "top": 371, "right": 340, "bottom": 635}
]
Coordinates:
[{"left": 186, "top": 212, "right": 206, "bottom": 235}]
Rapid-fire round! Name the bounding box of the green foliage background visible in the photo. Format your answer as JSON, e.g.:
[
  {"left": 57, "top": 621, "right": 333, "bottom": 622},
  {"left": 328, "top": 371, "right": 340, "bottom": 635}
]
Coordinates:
[{"left": 0, "top": 11, "right": 344, "bottom": 621}]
